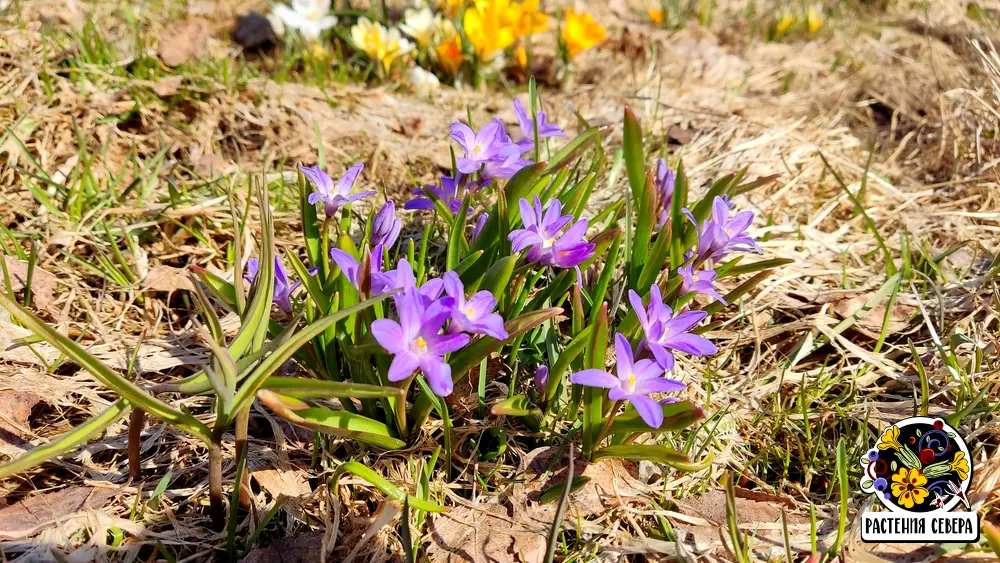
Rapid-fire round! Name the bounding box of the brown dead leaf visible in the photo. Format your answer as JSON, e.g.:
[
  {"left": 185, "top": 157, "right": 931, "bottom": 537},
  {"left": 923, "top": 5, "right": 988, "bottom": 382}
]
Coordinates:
[
  {"left": 142, "top": 265, "right": 195, "bottom": 293},
  {"left": 250, "top": 466, "right": 312, "bottom": 503},
  {"left": 673, "top": 489, "right": 811, "bottom": 556},
  {"left": 427, "top": 500, "right": 546, "bottom": 563},
  {"left": 832, "top": 295, "right": 914, "bottom": 334},
  {"left": 242, "top": 532, "right": 325, "bottom": 563},
  {"left": 0, "top": 390, "right": 43, "bottom": 448},
  {"left": 0, "top": 487, "right": 118, "bottom": 540},
  {"left": 2, "top": 256, "right": 60, "bottom": 316},
  {"left": 158, "top": 19, "right": 211, "bottom": 67}
]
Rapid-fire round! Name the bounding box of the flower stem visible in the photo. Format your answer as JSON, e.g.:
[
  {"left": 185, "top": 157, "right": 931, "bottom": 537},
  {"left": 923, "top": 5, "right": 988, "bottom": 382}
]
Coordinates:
[
  {"left": 208, "top": 439, "right": 225, "bottom": 530},
  {"left": 593, "top": 400, "right": 624, "bottom": 448},
  {"left": 127, "top": 408, "right": 145, "bottom": 481}
]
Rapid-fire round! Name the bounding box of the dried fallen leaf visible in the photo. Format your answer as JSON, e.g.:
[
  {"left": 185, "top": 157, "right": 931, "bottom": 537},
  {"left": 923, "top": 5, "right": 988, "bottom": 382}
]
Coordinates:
[
  {"left": 2, "top": 256, "right": 60, "bottom": 316},
  {"left": 0, "top": 487, "right": 118, "bottom": 540},
  {"left": 142, "top": 265, "right": 195, "bottom": 293},
  {"left": 832, "top": 295, "right": 914, "bottom": 334},
  {"left": 426, "top": 500, "right": 546, "bottom": 563},
  {"left": 157, "top": 18, "right": 211, "bottom": 67},
  {"left": 0, "top": 389, "right": 43, "bottom": 448}
]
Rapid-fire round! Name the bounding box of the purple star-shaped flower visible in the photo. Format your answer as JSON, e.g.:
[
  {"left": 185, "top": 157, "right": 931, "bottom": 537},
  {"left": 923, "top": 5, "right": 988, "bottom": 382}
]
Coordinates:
[
  {"left": 302, "top": 163, "right": 375, "bottom": 217},
  {"left": 628, "top": 287, "right": 717, "bottom": 371},
  {"left": 376, "top": 258, "right": 444, "bottom": 307},
  {"left": 654, "top": 158, "right": 676, "bottom": 228},
  {"left": 678, "top": 265, "right": 727, "bottom": 304},
  {"left": 570, "top": 333, "right": 685, "bottom": 428},
  {"left": 244, "top": 255, "right": 300, "bottom": 313},
  {"left": 404, "top": 173, "right": 486, "bottom": 214},
  {"left": 443, "top": 271, "right": 508, "bottom": 340},
  {"left": 685, "top": 196, "right": 761, "bottom": 263},
  {"left": 483, "top": 145, "right": 533, "bottom": 180},
  {"left": 450, "top": 119, "right": 517, "bottom": 175},
  {"left": 371, "top": 289, "right": 469, "bottom": 396},
  {"left": 508, "top": 196, "right": 595, "bottom": 269},
  {"left": 330, "top": 244, "right": 385, "bottom": 293},
  {"left": 371, "top": 201, "right": 401, "bottom": 249},
  {"left": 513, "top": 98, "right": 564, "bottom": 153}
]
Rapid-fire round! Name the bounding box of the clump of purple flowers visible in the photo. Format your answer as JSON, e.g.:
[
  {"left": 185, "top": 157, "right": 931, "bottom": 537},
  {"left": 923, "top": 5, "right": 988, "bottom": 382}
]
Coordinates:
[
  {"left": 509, "top": 196, "right": 594, "bottom": 269},
  {"left": 513, "top": 98, "right": 565, "bottom": 153},
  {"left": 367, "top": 264, "right": 510, "bottom": 397},
  {"left": 302, "top": 163, "right": 375, "bottom": 216}
]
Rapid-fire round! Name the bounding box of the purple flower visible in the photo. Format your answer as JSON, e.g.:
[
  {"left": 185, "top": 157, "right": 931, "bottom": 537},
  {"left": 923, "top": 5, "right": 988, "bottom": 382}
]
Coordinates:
[
  {"left": 654, "top": 159, "right": 676, "bottom": 228},
  {"left": 508, "top": 196, "right": 595, "bottom": 269},
  {"left": 685, "top": 196, "right": 761, "bottom": 263},
  {"left": 534, "top": 365, "right": 549, "bottom": 393},
  {"left": 483, "top": 146, "right": 533, "bottom": 180},
  {"left": 443, "top": 272, "right": 508, "bottom": 340},
  {"left": 513, "top": 98, "right": 564, "bottom": 153},
  {"left": 450, "top": 119, "right": 516, "bottom": 174},
  {"left": 330, "top": 244, "right": 385, "bottom": 293},
  {"left": 371, "top": 289, "right": 469, "bottom": 396},
  {"left": 628, "top": 287, "right": 717, "bottom": 371},
  {"left": 405, "top": 173, "right": 486, "bottom": 214},
  {"left": 244, "top": 256, "right": 300, "bottom": 313},
  {"left": 570, "top": 333, "right": 685, "bottom": 428},
  {"left": 371, "top": 201, "right": 401, "bottom": 249},
  {"left": 302, "top": 163, "right": 376, "bottom": 216},
  {"left": 376, "top": 258, "right": 444, "bottom": 307},
  {"left": 471, "top": 212, "right": 488, "bottom": 243},
  {"left": 678, "top": 265, "right": 727, "bottom": 304}
]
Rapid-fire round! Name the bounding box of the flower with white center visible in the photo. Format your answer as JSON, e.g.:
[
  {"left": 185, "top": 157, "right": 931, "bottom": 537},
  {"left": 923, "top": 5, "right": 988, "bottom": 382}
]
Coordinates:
[
  {"left": 406, "top": 66, "right": 441, "bottom": 98},
  {"left": 399, "top": 7, "right": 442, "bottom": 48},
  {"left": 270, "top": 0, "right": 339, "bottom": 42},
  {"left": 351, "top": 17, "right": 415, "bottom": 71}
]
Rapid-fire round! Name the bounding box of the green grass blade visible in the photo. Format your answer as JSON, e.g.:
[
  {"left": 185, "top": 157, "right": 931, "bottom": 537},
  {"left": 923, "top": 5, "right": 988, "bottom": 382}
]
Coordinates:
[
  {"left": 0, "top": 399, "right": 130, "bottom": 479},
  {"left": 330, "top": 461, "right": 445, "bottom": 513},
  {"left": 0, "top": 292, "right": 212, "bottom": 442}
]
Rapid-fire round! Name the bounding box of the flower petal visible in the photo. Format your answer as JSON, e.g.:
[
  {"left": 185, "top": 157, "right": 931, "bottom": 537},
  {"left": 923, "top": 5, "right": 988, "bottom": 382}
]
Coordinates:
[{"left": 570, "top": 369, "right": 619, "bottom": 389}]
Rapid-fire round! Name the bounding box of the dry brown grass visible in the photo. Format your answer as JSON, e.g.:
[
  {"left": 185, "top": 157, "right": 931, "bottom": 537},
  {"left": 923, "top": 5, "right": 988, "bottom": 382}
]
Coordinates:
[{"left": 1, "top": 0, "right": 999, "bottom": 561}]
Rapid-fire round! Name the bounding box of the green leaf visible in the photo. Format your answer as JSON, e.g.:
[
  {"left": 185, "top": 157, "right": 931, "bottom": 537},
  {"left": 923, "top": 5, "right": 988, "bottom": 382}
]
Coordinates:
[
  {"left": 702, "top": 269, "right": 776, "bottom": 316},
  {"left": 446, "top": 196, "right": 471, "bottom": 271},
  {"left": 473, "top": 163, "right": 546, "bottom": 254},
  {"left": 299, "top": 169, "right": 323, "bottom": 268},
  {"left": 479, "top": 254, "right": 518, "bottom": 299},
  {"left": 490, "top": 395, "right": 541, "bottom": 417},
  {"left": 544, "top": 325, "right": 593, "bottom": 403},
  {"left": 607, "top": 401, "right": 705, "bottom": 434},
  {"left": 452, "top": 250, "right": 483, "bottom": 276},
  {"left": 593, "top": 445, "right": 714, "bottom": 471},
  {"left": 231, "top": 291, "right": 395, "bottom": 413},
  {"left": 582, "top": 303, "right": 608, "bottom": 457},
  {"left": 542, "top": 126, "right": 601, "bottom": 175},
  {"left": 262, "top": 376, "right": 405, "bottom": 400},
  {"left": 229, "top": 184, "right": 275, "bottom": 358},
  {"left": 539, "top": 476, "right": 590, "bottom": 504},
  {"left": 286, "top": 251, "right": 330, "bottom": 312},
  {"left": 717, "top": 258, "right": 794, "bottom": 278},
  {"left": 0, "top": 292, "right": 212, "bottom": 442},
  {"left": 622, "top": 107, "right": 646, "bottom": 204},
  {"left": 630, "top": 170, "right": 656, "bottom": 289},
  {"left": 330, "top": 461, "right": 445, "bottom": 513},
  {"left": 0, "top": 399, "right": 130, "bottom": 479},
  {"left": 257, "top": 390, "right": 405, "bottom": 450}
]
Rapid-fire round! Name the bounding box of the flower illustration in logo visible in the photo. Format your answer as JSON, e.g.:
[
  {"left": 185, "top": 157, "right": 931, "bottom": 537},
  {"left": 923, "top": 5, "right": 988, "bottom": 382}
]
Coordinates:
[
  {"left": 890, "top": 467, "right": 928, "bottom": 509},
  {"left": 877, "top": 426, "right": 902, "bottom": 450},
  {"left": 860, "top": 417, "right": 973, "bottom": 514}
]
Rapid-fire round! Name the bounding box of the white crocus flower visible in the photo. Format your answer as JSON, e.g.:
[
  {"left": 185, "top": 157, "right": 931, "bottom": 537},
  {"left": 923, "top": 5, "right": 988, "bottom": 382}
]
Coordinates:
[
  {"left": 399, "top": 7, "right": 440, "bottom": 48},
  {"left": 406, "top": 66, "right": 440, "bottom": 97},
  {"left": 271, "top": 0, "right": 338, "bottom": 42},
  {"left": 352, "top": 17, "right": 414, "bottom": 70}
]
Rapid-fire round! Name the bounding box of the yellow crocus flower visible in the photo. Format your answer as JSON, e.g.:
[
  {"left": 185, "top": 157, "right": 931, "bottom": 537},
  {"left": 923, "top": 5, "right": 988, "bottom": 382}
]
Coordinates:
[
  {"left": 561, "top": 9, "right": 605, "bottom": 58},
  {"left": 806, "top": 7, "right": 823, "bottom": 33},
  {"left": 464, "top": 1, "right": 516, "bottom": 61},
  {"left": 648, "top": 8, "right": 664, "bottom": 24},
  {"left": 774, "top": 12, "right": 796, "bottom": 39},
  {"left": 436, "top": 33, "right": 464, "bottom": 74}
]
